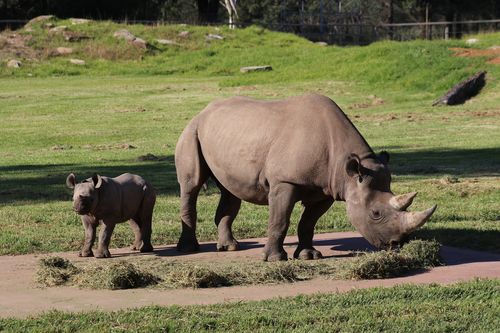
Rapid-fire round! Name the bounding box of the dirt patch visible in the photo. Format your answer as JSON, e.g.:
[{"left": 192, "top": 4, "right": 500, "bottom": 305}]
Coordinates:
[
  {"left": 450, "top": 47, "right": 500, "bottom": 65},
  {"left": 1, "top": 232, "right": 499, "bottom": 318}
]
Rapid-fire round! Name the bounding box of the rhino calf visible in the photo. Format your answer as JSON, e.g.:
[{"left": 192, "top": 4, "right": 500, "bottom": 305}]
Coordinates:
[{"left": 66, "top": 173, "right": 156, "bottom": 258}]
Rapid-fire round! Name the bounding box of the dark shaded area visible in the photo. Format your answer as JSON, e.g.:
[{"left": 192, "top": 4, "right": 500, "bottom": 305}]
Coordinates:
[
  {"left": 433, "top": 71, "right": 487, "bottom": 106},
  {"left": 1, "top": 147, "right": 499, "bottom": 205},
  {"left": 387, "top": 147, "right": 500, "bottom": 177},
  {"left": 0, "top": 156, "right": 179, "bottom": 204},
  {"left": 415, "top": 227, "right": 500, "bottom": 255}
]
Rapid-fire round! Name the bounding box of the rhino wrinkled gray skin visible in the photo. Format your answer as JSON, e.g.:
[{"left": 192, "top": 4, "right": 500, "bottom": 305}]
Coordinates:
[
  {"left": 66, "top": 173, "right": 156, "bottom": 258},
  {"left": 175, "top": 94, "right": 437, "bottom": 261}
]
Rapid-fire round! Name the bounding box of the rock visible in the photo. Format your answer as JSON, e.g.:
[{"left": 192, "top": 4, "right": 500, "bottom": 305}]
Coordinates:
[
  {"left": 55, "top": 47, "right": 73, "bottom": 55},
  {"left": 488, "top": 45, "right": 500, "bottom": 50},
  {"left": 63, "top": 31, "right": 90, "bottom": 42},
  {"left": 113, "top": 29, "right": 136, "bottom": 41},
  {"left": 69, "top": 58, "right": 85, "bottom": 65},
  {"left": 316, "top": 41, "right": 328, "bottom": 46},
  {"left": 7, "top": 59, "right": 21, "bottom": 68},
  {"left": 43, "top": 22, "right": 55, "bottom": 29},
  {"left": 156, "top": 39, "right": 179, "bottom": 46},
  {"left": 119, "top": 144, "right": 136, "bottom": 149},
  {"left": 49, "top": 26, "right": 68, "bottom": 34},
  {"left": 132, "top": 37, "right": 148, "bottom": 49},
  {"left": 240, "top": 65, "right": 273, "bottom": 73},
  {"left": 466, "top": 38, "right": 478, "bottom": 45},
  {"left": 26, "top": 15, "right": 54, "bottom": 26},
  {"left": 178, "top": 31, "right": 190, "bottom": 38},
  {"left": 432, "top": 71, "right": 487, "bottom": 106},
  {"left": 206, "top": 34, "right": 224, "bottom": 40},
  {"left": 70, "top": 18, "right": 90, "bottom": 25}
]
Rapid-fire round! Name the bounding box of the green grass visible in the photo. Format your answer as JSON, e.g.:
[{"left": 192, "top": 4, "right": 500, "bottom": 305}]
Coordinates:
[
  {"left": 0, "top": 20, "right": 499, "bottom": 255},
  {"left": 1, "top": 279, "right": 498, "bottom": 332}
]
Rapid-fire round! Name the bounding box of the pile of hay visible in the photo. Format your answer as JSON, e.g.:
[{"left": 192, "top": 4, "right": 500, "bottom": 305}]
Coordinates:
[
  {"left": 344, "top": 239, "right": 442, "bottom": 279},
  {"left": 35, "top": 256, "right": 79, "bottom": 287},
  {"left": 72, "top": 260, "right": 159, "bottom": 290}
]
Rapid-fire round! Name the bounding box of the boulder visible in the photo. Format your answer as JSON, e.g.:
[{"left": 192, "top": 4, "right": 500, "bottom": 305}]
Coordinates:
[
  {"left": 316, "top": 41, "right": 328, "bottom": 46},
  {"left": 178, "top": 31, "right": 190, "bottom": 38},
  {"left": 7, "top": 59, "right": 22, "bottom": 68},
  {"left": 69, "top": 58, "right": 85, "bottom": 65},
  {"left": 55, "top": 47, "right": 73, "bottom": 55},
  {"left": 466, "top": 38, "right": 479, "bottom": 45},
  {"left": 49, "top": 26, "right": 68, "bottom": 34},
  {"left": 26, "top": 15, "right": 54, "bottom": 26},
  {"left": 63, "top": 31, "right": 90, "bottom": 42},
  {"left": 113, "top": 29, "right": 136, "bottom": 41},
  {"left": 432, "top": 71, "right": 486, "bottom": 106},
  {"left": 156, "top": 39, "right": 179, "bottom": 46},
  {"left": 70, "top": 18, "right": 90, "bottom": 25},
  {"left": 132, "top": 37, "right": 148, "bottom": 49},
  {"left": 206, "top": 34, "right": 224, "bottom": 40},
  {"left": 240, "top": 65, "right": 273, "bottom": 73}
]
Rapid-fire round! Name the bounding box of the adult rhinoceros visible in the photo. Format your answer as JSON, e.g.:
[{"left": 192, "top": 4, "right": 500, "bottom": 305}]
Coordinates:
[{"left": 175, "top": 94, "right": 436, "bottom": 261}]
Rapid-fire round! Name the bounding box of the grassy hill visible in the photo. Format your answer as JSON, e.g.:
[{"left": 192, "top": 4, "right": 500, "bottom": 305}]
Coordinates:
[{"left": 2, "top": 17, "right": 499, "bottom": 95}]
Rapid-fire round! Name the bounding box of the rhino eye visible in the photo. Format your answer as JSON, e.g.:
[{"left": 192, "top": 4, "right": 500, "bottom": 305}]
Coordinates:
[{"left": 369, "top": 210, "right": 383, "bottom": 220}]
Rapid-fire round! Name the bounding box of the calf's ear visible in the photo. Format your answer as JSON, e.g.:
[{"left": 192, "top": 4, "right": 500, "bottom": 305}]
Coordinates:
[
  {"left": 66, "top": 173, "right": 76, "bottom": 189},
  {"left": 92, "top": 173, "right": 103, "bottom": 189},
  {"left": 379, "top": 151, "right": 390, "bottom": 165}
]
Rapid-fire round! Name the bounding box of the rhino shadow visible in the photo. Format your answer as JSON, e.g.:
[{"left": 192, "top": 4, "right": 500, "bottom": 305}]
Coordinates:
[{"left": 0, "top": 155, "right": 179, "bottom": 204}]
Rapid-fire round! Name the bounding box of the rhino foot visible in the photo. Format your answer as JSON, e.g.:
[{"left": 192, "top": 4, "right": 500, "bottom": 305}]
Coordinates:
[
  {"left": 139, "top": 243, "right": 154, "bottom": 253},
  {"left": 293, "top": 248, "right": 323, "bottom": 260},
  {"left": 262, "top": 249, "right": 288, "bottom": 262},
  {"left": 177, "top": 237, "right": 200, "bottom": 253},
  {"left": 79, "top": 249, "right": 94, "bottom": 257},
  {"left": 216, "top": 239, "right": 239, "bottom": 251},
  {"left": 94, "top": 249, "right": 111, "bottom": 258}
]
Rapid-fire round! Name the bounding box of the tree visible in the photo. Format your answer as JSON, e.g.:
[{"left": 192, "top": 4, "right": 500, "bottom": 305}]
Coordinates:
[{"left": 221, "top": 0, "right": 238, "bottom": 28}]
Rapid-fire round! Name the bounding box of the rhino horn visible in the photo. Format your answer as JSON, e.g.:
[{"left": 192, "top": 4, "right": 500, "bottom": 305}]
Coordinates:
[
  {"left": 401, "top": 205, "right": 437, "bottom": 233},
  {"left": 390, "top": 192, "right": 418, "bottom": 211}
]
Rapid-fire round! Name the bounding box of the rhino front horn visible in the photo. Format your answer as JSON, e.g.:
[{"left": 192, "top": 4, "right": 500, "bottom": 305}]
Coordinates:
[
  {"left": 390, "top": 192, "right": 418, "bottom": 211},
  {"left": 401, "top": 205, "right": 437, "bottom": 233}
]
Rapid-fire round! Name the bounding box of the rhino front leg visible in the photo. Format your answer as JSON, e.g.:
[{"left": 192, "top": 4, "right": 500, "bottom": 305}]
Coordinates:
[
  {"left": 262, "top": 183, "right": 299, "bottom": 262},
  {"left": 80, "top": 215, "right": 97, "bottom": 257},
  {"left": 136, "top": 187, "right": 155, "bottom": 252},
  {"left": 215, "top": 187, "right": 241, "bottom": 251},
  {"left": 95, "top": 221, "right": 115, "bottom": 258},
  {"left": 294, "top": 198, "right": 334, "bottom": 260}
]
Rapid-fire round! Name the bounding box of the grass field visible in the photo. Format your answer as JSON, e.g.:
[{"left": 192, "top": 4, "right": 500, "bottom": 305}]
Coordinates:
[
  {"left": 1, "top": 279, "right": 498, "bottom": 332},
  {"left": 0, "top": 19, "right": 499, "bottom": 256}
]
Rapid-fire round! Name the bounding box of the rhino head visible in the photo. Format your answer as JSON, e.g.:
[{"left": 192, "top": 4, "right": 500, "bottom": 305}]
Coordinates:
[
  {"left": 66, "top": 173, "right": 102, "bottom": 215},
  {"left": 343, "top": 152, "right": 436, "bottom": 249}
]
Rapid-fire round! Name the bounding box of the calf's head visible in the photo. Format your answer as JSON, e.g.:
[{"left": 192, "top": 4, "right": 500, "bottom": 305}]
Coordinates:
[
  {"left": 66, "top": 173, "right": 102, "bottom": 215},
  {"left": 343, "top": 153, "right": 436, "bottom": 249}
]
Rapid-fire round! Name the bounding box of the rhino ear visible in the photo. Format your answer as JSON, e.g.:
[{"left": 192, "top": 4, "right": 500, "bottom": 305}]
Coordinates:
[
  {"left": 379, "top": 151, "right": 390, "bottom": 165},
  {"left": 66, "top": 173, "right": 76, "bottom": 189},
  {"left": 346, "top": 154, "right": 362, "bottom": 178},
  {"left": 92, "top": 173, "right": 103, "bottom": 189}
]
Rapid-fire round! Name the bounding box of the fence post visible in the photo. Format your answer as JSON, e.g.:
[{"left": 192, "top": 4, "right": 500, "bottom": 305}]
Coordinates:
[{"left": 444, "top": 26, "right": 449, "bottom": 40}]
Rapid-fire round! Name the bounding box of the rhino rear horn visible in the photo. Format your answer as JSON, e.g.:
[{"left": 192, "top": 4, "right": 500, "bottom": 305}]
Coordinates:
[
  {"left": 66, "top": 173, "right": 76, "bottom": 189},
  {"left": 401, "top": 205, "right": 437, "bottom": 233},
  {"left": 390, "top": 192, "right": 417, "bottom": 211}
]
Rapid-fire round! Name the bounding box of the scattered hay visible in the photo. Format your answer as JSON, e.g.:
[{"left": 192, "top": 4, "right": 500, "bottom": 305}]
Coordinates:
[
  {"left": 344, "top": 240, "right": 442, "bottom": 279},
  {"left": 35, "top": 256, "right": 79, "bottom": 287},
  {"left": 73, "top": 260, "right": 159, "bottom": 290}
]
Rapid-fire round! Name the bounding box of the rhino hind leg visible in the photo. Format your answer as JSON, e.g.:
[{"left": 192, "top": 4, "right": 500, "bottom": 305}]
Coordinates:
[
  {"left": 215, "top": 186, "right": 241, "bottom": 251},
  {"left": 175, "top": 125, "right": 210, "bottom": 253},
  {"left": 134, "top": 184, "right": 155, "bottom": 253},
  {"left": 293, "top": 198, "right": 334, "bottom": 260},
  {"left": 262, "top": 183, "right": 299, "bottom": 262}
]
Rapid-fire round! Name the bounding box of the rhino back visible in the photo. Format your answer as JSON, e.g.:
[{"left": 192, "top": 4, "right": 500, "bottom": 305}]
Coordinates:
[
  {"left": 194, "top": 94, "right": 372, "bottom": 203},
  {"left": 96, "top": 174, "right": 146, "bottom": 221}
]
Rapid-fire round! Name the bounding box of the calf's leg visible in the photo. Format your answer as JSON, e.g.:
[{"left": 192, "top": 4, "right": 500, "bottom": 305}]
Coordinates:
[
  {"left": 136, "top": 184, "right": 155, "bottom": 252},
  {"left": 95, "top": 221, "right": 115, "bottom": 258},
  {"left": 80, "top": 215, "right": 97, "bottom": 257},
  {"left": 294, "top": 198, "right": 334, "bottom": 260}
]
